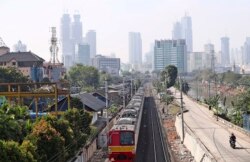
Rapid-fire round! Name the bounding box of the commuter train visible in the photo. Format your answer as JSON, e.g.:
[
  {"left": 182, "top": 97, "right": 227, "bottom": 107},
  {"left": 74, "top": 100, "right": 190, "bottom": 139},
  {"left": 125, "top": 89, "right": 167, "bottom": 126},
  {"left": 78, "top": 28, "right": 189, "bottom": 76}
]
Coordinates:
[{"left": 108, "top": 87, "right": 145, "bottom": 162}]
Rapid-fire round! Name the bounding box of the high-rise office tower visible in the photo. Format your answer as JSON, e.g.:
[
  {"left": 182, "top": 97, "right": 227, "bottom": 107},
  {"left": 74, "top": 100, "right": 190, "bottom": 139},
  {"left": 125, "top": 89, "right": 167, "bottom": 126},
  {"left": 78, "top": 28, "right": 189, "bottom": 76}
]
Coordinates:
[
  {"left": 181, "top": 15, "right": 193, "bottom": 53},
  {"left": 71, "top": 14, "right": 83, "bottom": 64},
  {"left": 71, "top": 14, "right": 83, "bottom": 44},
  {"left": 243, "top": 37, "right": 250, "bottom": 65},
  {"left": 86, "top": 30, "right": 96, "bottom": 59},
  {"left": 172, "top": 22, "right": 182, "bottom": 40},
  {"left": 221, "top": 37, "right": 230, "bottom": 66},
  {"left": 154, "top": 39, "right": 187, "bottom": 73},
  {"left": 129, "top": 32, "right": 142, "bottom": 66},
  {"left": 75, "top": 43, "right": 90, "bottom": 66},
  {"left": 204, "top": 43, "right": 215, "bottom": 70},
  {"left": 92, "top": 55, "right": 120, "bottom": 76},
  {"left": 60, "top": 13, "right": 72, "bottom": 68}
]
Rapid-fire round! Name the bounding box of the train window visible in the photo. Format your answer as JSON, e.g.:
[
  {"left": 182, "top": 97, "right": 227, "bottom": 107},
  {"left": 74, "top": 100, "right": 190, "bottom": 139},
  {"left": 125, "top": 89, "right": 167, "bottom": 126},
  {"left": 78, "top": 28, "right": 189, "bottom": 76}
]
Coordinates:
[{"left": 120, "top": 131, "right": 134, "bottom": 145}]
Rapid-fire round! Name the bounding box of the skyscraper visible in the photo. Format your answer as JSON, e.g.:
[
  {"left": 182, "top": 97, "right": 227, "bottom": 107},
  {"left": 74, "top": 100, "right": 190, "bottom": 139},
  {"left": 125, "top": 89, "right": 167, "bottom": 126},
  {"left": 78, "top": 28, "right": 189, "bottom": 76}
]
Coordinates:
[
  {"left": 129, "top": 32, "right": 142, "bottom": 66},
  {"left": 71, "top": 14, "right": 83, "bottom": 44},
  {"left": 172, "top": 22, "right": 182, "bottom": 40},
  {"left": 60, "top": 13, "right": 72, "bottom": 68},
  {"left": 75, "top": 43, "right": 90, "bottom": 66},
  {"left": 221, "top": 37, "right": 230, "bottom": 66},
  {"left": 154, "top": 39, "right": 187, "bottom": 73},
  {"left": 204, "top": 43, "right": 215, "bottom": 70},
  {"left": 243, "top": 37, "right": 250, "bottom": 65},
  {"left": 181, "top": 15, "right": 193, "bottom": 53},
  {"left": 86, "top": 30, "right": 96, "bottom": 59}
]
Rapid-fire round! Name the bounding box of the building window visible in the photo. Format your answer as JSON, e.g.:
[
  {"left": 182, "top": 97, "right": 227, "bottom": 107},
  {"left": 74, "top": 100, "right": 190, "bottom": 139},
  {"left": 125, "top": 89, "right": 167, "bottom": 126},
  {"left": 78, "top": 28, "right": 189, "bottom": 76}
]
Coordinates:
[{"left": 12, "top": 62, "right": 16, "bottom": 66}]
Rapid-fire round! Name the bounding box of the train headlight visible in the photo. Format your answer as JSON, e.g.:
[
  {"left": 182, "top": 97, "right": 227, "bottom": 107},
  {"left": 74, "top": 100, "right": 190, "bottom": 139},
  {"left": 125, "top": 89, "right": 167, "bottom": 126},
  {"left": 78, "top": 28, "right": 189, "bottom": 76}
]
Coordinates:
[{"left": 132, "top": 149, "right": 136, "bottom": 154}]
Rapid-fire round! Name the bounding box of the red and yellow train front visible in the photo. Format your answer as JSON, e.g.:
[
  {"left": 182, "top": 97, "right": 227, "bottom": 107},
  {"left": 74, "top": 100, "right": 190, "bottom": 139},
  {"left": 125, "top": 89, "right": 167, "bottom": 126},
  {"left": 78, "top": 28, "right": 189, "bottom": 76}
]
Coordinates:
[{"left": 108, "top": 130, "right": 135, "bottom": 162}]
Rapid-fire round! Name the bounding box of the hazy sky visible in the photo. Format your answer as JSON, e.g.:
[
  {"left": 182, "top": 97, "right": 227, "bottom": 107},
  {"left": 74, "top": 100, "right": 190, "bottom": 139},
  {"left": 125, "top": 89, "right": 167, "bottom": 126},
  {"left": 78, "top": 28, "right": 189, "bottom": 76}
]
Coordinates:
[{"left": 1, "top": 0, "right": 250, "bottom": 63}]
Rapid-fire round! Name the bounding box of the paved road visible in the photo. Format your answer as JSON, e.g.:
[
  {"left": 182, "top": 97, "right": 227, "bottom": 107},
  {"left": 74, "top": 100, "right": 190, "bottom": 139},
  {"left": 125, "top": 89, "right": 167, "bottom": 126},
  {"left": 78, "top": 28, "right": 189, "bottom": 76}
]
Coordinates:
[
  {"left": 171, "top": 87, "right": 250, "bottom": 162},
  {"left": 135, "top": 96, "right": 169, "bottom": 162}
]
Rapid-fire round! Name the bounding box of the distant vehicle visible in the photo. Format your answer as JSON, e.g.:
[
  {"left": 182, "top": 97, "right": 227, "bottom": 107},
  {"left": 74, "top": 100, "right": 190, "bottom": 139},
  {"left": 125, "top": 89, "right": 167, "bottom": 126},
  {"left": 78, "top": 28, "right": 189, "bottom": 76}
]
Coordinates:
[{"left": 108, "top": 87, "right": 144, "bottom": 162}]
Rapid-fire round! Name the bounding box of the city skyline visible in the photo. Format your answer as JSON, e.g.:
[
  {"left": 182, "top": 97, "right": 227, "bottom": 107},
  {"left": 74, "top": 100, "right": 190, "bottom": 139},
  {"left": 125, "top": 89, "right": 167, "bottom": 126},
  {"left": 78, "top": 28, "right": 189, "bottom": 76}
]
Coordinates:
[{"left": 1, "top": 0, "right": 250, "bottom": 63}]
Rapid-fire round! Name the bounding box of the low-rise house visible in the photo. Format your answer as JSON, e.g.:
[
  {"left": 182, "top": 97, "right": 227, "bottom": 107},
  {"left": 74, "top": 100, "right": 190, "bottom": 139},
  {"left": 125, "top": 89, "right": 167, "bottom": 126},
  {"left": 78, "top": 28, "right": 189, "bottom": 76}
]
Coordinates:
[{"left": 0, "top": 51, "right": 44, "bottom": 82}]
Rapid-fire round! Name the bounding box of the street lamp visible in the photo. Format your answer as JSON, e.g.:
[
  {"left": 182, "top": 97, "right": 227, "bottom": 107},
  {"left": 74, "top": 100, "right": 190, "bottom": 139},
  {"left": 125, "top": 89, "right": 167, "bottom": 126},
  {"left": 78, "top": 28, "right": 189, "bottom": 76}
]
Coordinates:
[
  {"left": 123, "top": 76, "right": 125, "bottom": 109},
  {"left": 179, "top": 76, "right": 185, "bottom": 144},
  {"left": 105, "top": 78, "right": 109, "bottom": 148}
]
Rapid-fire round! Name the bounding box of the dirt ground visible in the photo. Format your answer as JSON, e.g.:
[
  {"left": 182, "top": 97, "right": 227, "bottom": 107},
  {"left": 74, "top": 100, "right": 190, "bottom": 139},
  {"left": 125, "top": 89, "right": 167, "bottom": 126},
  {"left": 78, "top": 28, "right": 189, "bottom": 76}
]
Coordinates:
[{"left": 160, "top": 103, "right": 195, "bottom": 162}]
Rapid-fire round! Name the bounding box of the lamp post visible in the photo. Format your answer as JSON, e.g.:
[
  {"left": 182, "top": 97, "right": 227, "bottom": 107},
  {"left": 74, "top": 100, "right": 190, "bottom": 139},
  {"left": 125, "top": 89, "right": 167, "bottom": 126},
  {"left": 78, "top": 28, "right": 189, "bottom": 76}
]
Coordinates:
[
  {"left": 179, "top": 76, "right": 185, "bottom": 143},
  {"left": 123, "top": 76, "right": 125, "bottom": 109},
  {"left": 105, "top": 78, "right": 109, "bottom": 148},
  {"left": 131, "top": 78, "right": 133, "bottom": 98}
]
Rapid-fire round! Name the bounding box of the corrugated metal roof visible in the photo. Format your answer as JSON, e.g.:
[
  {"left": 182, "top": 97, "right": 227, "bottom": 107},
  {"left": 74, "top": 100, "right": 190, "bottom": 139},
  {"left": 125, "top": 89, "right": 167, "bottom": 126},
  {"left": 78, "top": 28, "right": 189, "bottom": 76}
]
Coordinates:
[
  {"left": 0, "top": 51, "right": 44, "bottom": 62},
  {"left": 72, "top": 93, "right": 106, "bottom": 112}
]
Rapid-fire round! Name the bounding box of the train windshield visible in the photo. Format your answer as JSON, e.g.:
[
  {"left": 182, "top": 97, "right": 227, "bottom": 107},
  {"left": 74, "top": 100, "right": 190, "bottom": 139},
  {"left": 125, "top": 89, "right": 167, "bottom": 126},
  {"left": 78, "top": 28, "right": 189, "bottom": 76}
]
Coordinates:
[{"left": 120, "top": 131, "right": 134, "bottom": 145}]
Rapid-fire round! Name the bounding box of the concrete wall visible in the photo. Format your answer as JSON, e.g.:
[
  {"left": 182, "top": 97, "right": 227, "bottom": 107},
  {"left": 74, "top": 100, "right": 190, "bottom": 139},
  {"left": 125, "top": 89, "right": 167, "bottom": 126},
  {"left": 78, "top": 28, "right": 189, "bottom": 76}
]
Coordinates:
[
  {"left": 73, "top": 139, "right": 97, "bottom": 162},
  {"left": 175, "top": 116, "right": 216, "bottom": 162}
]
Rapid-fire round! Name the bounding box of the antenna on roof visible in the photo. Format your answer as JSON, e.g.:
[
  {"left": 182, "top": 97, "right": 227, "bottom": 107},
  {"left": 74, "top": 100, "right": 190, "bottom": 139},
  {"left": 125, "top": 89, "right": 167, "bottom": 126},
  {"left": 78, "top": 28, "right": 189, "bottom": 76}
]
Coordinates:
[
  {"left": 49, "top": 27, "right": 60, "bottom": 64},
  {"left": 0, "top": 37, "right": 7, "bottom": 47}
]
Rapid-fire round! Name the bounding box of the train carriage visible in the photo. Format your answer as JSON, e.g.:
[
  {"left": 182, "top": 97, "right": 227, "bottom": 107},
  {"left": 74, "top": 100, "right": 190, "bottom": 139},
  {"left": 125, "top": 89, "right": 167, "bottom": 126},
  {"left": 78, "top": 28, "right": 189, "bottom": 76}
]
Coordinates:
[{"left": 108, "top": 87, "right": 144, "bottom": 162}]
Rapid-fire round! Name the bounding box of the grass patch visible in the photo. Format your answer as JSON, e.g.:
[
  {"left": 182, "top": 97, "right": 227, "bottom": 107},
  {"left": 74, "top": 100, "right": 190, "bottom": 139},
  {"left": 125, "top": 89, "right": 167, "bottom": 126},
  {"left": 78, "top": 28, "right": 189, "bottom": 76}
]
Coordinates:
[{"left": 168, "top": 102, "right": 181, "bottom": 115}]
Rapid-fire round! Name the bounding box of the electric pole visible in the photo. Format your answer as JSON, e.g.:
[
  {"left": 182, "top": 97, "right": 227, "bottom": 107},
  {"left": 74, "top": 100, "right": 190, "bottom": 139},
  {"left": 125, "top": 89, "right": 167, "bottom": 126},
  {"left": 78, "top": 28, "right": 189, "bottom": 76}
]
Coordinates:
[
  {"left": 105, "top": 79, "right": 109, "bottom": 148},
  {"left": 123, "top": 76, "right": 125, "bottom": 109},
  {"left": 180, "top": 76, "right": 185, "bottom": 143},
  {"left": 131, "top": 78, "right": 133, "bottom": 98}
]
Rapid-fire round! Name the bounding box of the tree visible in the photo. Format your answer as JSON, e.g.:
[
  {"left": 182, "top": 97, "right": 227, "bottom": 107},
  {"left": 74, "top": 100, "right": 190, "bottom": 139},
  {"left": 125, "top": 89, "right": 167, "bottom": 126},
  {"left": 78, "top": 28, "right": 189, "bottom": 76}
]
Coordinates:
[
  {"left": 63, "top": 108, "right": 92, "bottom": 149},
  {"left": 205, "top": 94, "right": 221, "bottom": 120},
  {"left": 99, "top": 71, "right": 112, "bottom": 86},
  {"left": 0, "top": 67, "right": 29, "bottom": 92},
  {"left": 218, "top": 70, "right": 241, "bottom": 85},
  {"left": 27, "top": 119, "right": 65, "bottom": 162},
  {"left": 0, "top": 140, "right": 36, "bottom": 162},
  {"left": 161, "top": 93, "right": 174, "bottom": 113},
  {"left": 70, "top": 97, "right": 83, "bottom": 110},
  {"left": 0, "top": 67, "right": 29, "bottom": 83},
  {"left": 43, "top": 115, "right": 75, "bottom": 159},
  {"left": 153, "top": 80, "right": 163, "bottom": 93},
  {"left": 161, "top": 65, "right": 178, "bottom": 88},
  {"left": 68, "top": 64, "right": 99, "bottom": 91},
  {"left": 182, "top": 80, "right": 190, "bottom": 94},
  {"left": 0, "top": 104, "right": 31, "bottom": 142}
]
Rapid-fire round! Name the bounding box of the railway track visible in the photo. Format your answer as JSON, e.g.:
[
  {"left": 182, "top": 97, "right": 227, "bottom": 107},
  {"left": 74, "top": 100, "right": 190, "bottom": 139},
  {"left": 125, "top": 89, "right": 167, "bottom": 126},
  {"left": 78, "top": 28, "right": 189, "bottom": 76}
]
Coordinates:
[{"left": 136, "top": 84, "right": 170, "bottom": 162}]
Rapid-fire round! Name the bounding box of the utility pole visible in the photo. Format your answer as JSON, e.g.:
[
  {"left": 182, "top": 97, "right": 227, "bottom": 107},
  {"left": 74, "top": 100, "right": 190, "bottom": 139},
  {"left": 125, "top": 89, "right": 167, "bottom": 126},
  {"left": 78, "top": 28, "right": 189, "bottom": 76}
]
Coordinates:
[
  {"left": 179, "top": 76, "right": 185, "bottom": 143},
  {"left": 123, "top": 76, "right": 125, "bottom": 109},
  {"left": 196, "top": 78, "right": 199, "bottom": 101},
  {"left": 105, "top": 79, "right": 109, "bottom": 148},
  {"left": 131, "top": 78, "right": 133, "bottom": 98},
  {"left": 208, "top": 80, "right": 211, "bottom": 98}
]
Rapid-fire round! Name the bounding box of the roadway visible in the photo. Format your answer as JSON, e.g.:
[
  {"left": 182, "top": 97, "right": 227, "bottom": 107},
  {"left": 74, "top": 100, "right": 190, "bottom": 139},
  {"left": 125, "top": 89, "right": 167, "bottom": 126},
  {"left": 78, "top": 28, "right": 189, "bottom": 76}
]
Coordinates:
[
  {"left": 171, "top": 87, "right": 250, "bottom": 162},
  {"left": 135, "top": 96, "right": 170, "bottom": 162}
]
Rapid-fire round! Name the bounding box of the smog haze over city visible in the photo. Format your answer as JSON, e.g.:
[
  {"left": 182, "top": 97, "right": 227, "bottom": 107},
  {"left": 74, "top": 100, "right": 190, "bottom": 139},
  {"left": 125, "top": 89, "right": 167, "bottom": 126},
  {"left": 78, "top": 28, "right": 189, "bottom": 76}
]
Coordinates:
[{"left": 1, "top": 0, "right": 250, "bottom": 63}]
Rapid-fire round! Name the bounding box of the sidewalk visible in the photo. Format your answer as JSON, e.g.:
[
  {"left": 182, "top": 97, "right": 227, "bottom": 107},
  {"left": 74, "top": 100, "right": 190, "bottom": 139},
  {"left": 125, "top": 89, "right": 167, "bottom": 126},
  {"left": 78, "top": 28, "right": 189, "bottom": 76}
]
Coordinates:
[{"left": 170, "top": 87, "right": 250, "bottom": 162}]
